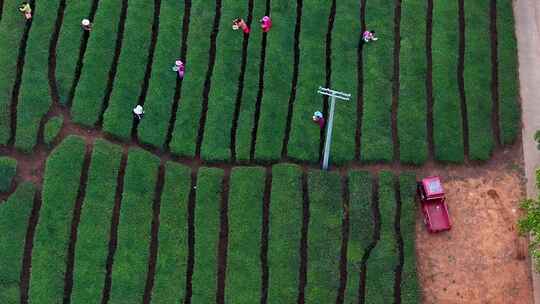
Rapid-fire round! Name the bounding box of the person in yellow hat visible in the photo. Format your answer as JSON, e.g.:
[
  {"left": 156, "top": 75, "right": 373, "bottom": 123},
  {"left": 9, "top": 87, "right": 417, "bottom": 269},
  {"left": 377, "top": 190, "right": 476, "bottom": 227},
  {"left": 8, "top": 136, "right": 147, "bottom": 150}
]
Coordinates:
[{"left": 19, "top": 2, "right": 32, "bottom": 20}]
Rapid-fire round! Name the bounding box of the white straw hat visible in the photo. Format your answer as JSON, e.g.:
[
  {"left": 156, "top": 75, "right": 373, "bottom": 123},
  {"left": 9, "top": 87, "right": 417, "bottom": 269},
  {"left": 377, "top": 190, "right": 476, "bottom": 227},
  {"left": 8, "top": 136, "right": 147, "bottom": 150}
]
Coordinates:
[{"left": 82, "top": 19, "right": 90, "bottom": 26}]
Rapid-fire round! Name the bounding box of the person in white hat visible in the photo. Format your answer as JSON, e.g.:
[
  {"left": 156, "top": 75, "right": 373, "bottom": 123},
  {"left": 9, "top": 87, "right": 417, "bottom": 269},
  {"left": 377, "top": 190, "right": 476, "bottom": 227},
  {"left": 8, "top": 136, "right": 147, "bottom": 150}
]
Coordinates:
[
  {"left": 133, "top": 105, "right": 145, "bottom": 120},
  {"left": 81, "top": 19, "right": 92, "bottom": 31}
]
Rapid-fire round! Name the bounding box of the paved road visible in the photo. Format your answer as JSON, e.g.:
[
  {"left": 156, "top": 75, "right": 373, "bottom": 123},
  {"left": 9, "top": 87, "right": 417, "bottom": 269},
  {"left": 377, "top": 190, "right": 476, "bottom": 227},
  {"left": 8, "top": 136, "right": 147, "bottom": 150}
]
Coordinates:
[{"left": 515, "top": 0, "right": 540, "bottom": 302}]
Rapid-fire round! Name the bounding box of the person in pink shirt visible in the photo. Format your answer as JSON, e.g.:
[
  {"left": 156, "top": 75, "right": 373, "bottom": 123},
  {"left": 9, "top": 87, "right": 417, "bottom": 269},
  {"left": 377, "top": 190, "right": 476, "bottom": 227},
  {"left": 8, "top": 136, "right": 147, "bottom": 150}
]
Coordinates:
[
  {"left": 362, "top": 30, "right": 378, "bottom": 43},
  {"left": 172, "top": 60, "right": 185, "bottom": 79},
  {"left": 312, "top": 111, "right": 325, "bottom": 129},
  {"left": 260, "top": 16, "right": 272, "bottom": 33}
]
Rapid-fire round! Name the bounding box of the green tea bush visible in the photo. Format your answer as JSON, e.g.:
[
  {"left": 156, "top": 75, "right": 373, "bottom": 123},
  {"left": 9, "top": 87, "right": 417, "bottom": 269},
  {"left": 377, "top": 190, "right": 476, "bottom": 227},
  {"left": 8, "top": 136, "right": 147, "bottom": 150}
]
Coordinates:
[
  {"left": 102, "top": 0, "right": 155, "bottom": 140},
  {"left": 43, "top": 115, "right": 63, "bottom": 145},
  {"left": 0, "top": 156, "right": 17, "bottom": 192},
  {"left": 70, "top": 0, "right": 124, "bottom": 127}
]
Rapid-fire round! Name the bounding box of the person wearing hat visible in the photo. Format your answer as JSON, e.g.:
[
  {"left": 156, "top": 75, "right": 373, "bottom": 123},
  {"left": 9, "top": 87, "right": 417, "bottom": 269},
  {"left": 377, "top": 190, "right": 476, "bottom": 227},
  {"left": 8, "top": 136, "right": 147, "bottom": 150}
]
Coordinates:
[
  {"left": 172, "top": 60, "right": 185, "bottom": 79},
  {"left": 312, "top": 111, "right": 325, "bottom": 129},
  {"left": 18, "top": 2, "right": 32, "bottom": 20},
  {"left": 81, "top": 19, "right": 92, "bottom": 31},
  {"left": 232, "top": 17, "right": 250, "bottom": 34},
  {"left": 133, "top": 105, "right": 145, "bottom": 120}
]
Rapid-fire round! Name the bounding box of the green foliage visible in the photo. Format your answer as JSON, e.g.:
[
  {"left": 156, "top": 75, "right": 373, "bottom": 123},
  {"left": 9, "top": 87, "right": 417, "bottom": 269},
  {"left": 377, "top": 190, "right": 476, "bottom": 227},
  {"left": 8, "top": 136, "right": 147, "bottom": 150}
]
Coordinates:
[
  {"left": 0, "top": 156, "right": 17, "bottom": 192},
  {"left": 360, "top": 0, "right": 394, "bottom": 162},
  {"left": 399, "top": 172, "right": 421, "bottom": 303},
  {"left": 234, "top": 0, "right": 265, "bottom": 161},
  {"left": 191, "top": 167, "right": 223, "bottom": 302},
  {"left": 55, "top": 0, "right": 93, "bottom": 105},
  {"left": 329, "top": 0, "right": 359, "bottom": 165},
  {"left": 432, "top": 0, "right": 464, "bottom": 162},
  {"left": 225, "top": 167, "right": 265, "bottom": 302},
  {"left": 29, "top": 136, "right": 86, "bottom": 304},
  {"left": 364, "top": 171, "right": 398, "bottom": 304},
  {"left": 71, "top": 139, "right": 122, "bottom": 304},
  {"left": 151, "top": 162, "right": 190, "bottom": 303},
  {"left": 137, "top": 0, "right": 185, "bottom": 149},
  {"left": 497, "top": 0, "right": 520, "bottom": 145},
  {"left": 15, "top": 0, "right": 62, "bottom": 152},
  {"left": 398, "top": 0, "right": 428, "bottom": 165},
  {"left": 464, "top": 0, "right": 494, "bottom": 160},
  {"left": 287, "top": 0, "right": 330, "bottom": 162},
  {"left": 169, "top": 2, "right": 217, "bottom": 156},
  {"left": 0, "top": 182, "right": 35, "bottom": 304},
  {"left": 43, "top": 115, "right": 64, "bottom": 145},
  {"left": 253, "top": 0, "right": 297, "bottom": 161},
  {"left": 536, "top": 130, "right": 540, "bottom": 150},
  {"left": 344, "top": 170, "right": 373, "bottom": 302},
  {"left": 0, "top": 0, "right": 27, "bottom": 144},
  {"left": 102, "top": 0, "right": 155, "bottom": 140},
  {"left": 109, "top": 148, "right": 160, "bottom": 304},
  {"left": 305, "top": 170, "right": 343, "bottom": 302},
  {"left": 519, "top": 169, "right": 540, "bottom": 272},
  {"left": 267, "top": 163, "right": 303, "bottom": 303},
  {"left": 70, "top": 0, "right": 124, "bottom": 127},
  {"left": 201, "top": 0, "right": 250, "bottom": 161}
]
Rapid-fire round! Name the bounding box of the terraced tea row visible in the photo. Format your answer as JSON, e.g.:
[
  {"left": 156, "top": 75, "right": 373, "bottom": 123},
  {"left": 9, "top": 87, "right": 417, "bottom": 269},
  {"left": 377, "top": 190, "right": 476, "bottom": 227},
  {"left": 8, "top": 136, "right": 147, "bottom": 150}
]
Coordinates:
[
  {"left": 0, "top": 0, "right": 520, "bottom": 165},
  {"left": 0, "top": 136, "right": 420, "bottom": 303}
]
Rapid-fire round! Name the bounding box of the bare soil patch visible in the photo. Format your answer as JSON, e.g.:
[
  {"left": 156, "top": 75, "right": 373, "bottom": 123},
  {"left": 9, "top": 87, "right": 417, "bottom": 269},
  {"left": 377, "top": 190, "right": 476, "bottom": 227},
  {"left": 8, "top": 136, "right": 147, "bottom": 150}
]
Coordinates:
[{"left": 417, "top": 151, "right": 533, "bottom": 303}]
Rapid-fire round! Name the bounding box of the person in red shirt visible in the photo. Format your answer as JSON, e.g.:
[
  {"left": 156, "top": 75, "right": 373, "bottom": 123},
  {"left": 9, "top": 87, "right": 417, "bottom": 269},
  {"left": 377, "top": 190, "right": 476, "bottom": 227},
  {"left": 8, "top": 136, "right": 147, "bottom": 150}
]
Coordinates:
[
  {"left": 233, "top": 18, "right": 250, "bottom": 34},
  {"left": 312, "top": 111, "right": 325, "bottom": 129}
]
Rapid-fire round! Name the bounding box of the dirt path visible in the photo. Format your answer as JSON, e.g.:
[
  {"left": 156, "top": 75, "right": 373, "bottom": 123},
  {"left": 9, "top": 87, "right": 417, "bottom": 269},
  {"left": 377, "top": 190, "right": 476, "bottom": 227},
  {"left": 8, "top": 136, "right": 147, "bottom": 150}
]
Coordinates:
[{"left": 515, "top": 0, "right": 540, "bottom": 302}]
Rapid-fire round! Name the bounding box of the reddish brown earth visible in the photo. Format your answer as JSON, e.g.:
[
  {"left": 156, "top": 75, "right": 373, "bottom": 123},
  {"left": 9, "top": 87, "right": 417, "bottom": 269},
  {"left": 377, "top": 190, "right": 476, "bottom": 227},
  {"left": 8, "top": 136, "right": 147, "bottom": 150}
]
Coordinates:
[{"left": 417, "top": 145, "right": 533, "bottom": 304}]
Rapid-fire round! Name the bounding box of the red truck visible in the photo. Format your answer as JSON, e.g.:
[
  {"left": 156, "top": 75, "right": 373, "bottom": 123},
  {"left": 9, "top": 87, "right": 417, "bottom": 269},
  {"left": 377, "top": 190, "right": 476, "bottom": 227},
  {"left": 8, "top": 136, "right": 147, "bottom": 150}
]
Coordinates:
[{"left": 417, "top": 176, "right": 451, "bottom": 232}]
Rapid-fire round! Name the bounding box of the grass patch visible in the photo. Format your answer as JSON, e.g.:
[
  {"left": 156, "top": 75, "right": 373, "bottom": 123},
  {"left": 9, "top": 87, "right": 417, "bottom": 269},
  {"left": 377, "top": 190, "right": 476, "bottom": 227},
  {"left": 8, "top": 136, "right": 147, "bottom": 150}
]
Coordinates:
[
  {"left": 108, "top": 148, "right": 160, "bottom": 303},
  {"left": 233, "top": 0, "right": 265, "bottom": 161},
  {"left": 43, "top": 115, "right": 63, "bottom": 146},
  {"left": 201, "top": 0, "right": 249, "bottom": 161},
  {"left": 0, "top": 0, "right": 27, "bottom": 144},
  {"left": 305, "top": 170, "right": 343, "bottom": 302},
  {"left": 55, "top": 0, "right": 93, "bottom": 105},
  {"left": 0, "top": 182, "right": 35, "bottom": 304},
  {"left": 29, "top": 136, "right": 86, "bottom": 303},
  {"left": 151, "top": 162, "right": 191, "bottom": 303},
  {"left": 287, "top": 0, "right": 331, "bottom": 162},
  {"left": 225, "top": 166, "right": 265, "bottom": 302},
  {"left": 0, "top": 156, "right": 17, "bottom": 192},
  {"left": 70, "top": 139, "right": 122, "bottom": 304},
  {"left": 15, "top": 0, "right": 61, "bottom": 152},
  {"left": 497, "top": 0, "right": 519, "bottom": 145},
  {"left": 253, "top": 0, "right": 297, "bottom": 161},
  {"left": 360, "top": 0, "right": 394, "bottom": 162},
  {"left": 169, "top": 1, "right": 217, "bottom": 157},
  {"left": 364, "top": 171, "right": 398, "bottom": 304},
  {"left": 329, "top": 0, "right": 359, "bottom": 165},
  {"left": 102, "top": 0, "right": 155, "bottom": 140},
  {"left": 432, "top": 0, "right": 464, "bottom": 162},
  {"left": 464, "top": 0, "right": 494, "bottom": 160},
  {"left": 191, "top": 167, "right": 224, "bottom": 302},
  {"left": 137, "top": 0, "right": 185, "bottom": 149},
  {"left": 70, "top": 0, "right": 124, "bottom": 127},
  {"left": 398, "top": 0, "right": 428, "bottom": 165},
  {"left": 344, "top": 170, "right": 373, "bottom": 303},
  {"left": 399, "top": 172, "right": 420, "bottom": 303},
  {"left": 267, "top": 163, "right": 303, "bottom": 302}
]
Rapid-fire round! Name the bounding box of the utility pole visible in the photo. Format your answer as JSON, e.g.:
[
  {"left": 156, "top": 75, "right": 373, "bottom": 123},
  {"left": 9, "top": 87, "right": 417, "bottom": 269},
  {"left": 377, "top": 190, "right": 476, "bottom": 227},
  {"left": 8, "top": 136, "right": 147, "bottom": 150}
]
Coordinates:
[{"left": 317, "top": 87, "right": 351, "bottom": 170}]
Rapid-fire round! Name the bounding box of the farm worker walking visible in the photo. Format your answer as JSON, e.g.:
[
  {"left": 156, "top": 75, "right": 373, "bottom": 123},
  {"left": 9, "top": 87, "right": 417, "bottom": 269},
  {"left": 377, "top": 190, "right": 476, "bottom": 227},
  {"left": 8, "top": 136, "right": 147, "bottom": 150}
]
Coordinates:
[
  {"left": 18, "top": 2, "right": 32, "bottom": 20},
  {"left": 81, "top": 19, "right": 92, "bottom": 31},
  {"left": 260, "top": 16, "right": 272, "bottom": 32},
  {"left": 362, "top": 30, "right": 378, "bottom": 43},
  {"left": 133, "top": 105, "right": 145, "bottom": 120},
  {"left": 312, "top": 111, "right": 325, "bottom": 129},
  {"left": 232, "top": 18, "right": 250, "bottom": 34},
  {"left": 172, "top": 60, "right": 185, "bottom": 79}
]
